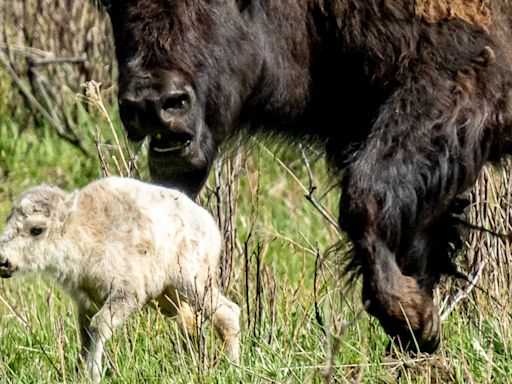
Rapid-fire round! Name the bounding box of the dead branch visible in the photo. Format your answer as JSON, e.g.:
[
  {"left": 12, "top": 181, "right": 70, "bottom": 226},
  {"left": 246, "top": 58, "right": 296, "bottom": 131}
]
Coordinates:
[
  {"left": 300, "top": 144, "right": 341, "bottom": 233},
  {"left": 0, "top": 49, "right": 89, "bottom": 155},
  {"left": 28, "top": 55, "right": 87, "bottom": 66},
  {"left": 439, "top": 258, "right": 487, "bottom": 322}
]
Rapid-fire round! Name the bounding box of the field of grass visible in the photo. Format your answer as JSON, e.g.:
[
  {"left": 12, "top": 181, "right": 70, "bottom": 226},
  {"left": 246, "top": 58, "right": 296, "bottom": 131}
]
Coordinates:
[
  {"left": 0, "top": 92, "right": 511, "bottom": 384},
  {"left": 1, "top": 1, "right": 511, "bottom": 381}
]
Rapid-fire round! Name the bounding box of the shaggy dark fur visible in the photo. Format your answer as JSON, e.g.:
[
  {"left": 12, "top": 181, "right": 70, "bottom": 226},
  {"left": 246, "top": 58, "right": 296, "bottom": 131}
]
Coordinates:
[{"left": 105, "top": 0, "right": 512, "bottom": 352}]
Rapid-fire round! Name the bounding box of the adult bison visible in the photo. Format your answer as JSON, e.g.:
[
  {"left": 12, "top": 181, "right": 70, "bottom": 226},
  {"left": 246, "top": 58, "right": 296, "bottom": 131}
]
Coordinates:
[{"left": 103, "top": 0, "right": 512, "bottom": 352}]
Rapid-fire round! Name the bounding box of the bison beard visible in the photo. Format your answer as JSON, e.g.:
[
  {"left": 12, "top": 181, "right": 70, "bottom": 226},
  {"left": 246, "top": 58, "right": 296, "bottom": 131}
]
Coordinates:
[{"left": 106, "top": 0, "right": 512, "bottom": 352}]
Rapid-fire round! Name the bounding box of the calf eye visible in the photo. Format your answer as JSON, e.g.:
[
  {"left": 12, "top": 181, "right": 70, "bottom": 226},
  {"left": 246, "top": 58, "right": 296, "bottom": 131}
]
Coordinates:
[{"left": 30, "top": 227, "right": 44, "bottom": 237}]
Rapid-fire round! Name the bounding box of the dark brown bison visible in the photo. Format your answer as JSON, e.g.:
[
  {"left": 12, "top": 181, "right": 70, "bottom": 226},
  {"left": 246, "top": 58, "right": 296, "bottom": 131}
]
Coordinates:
[{"left": 103, "top": 0, "right": 512, "bottom": 353}]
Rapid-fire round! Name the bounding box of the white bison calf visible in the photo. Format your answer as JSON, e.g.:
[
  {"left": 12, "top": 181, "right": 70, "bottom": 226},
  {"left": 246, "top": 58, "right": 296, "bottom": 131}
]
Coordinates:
[{"left": 0, "top": 177, "right": 240, "bottom": 382}]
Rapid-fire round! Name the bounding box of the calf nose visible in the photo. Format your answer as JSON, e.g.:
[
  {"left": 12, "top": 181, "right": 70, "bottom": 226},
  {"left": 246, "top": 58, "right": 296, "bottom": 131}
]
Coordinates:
[{"left": 0, "top": 259, "right": 13, "bottom": 278}]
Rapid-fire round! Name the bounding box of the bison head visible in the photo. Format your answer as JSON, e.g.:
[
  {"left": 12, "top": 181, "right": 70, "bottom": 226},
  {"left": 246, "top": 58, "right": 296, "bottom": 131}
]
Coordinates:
[{"left": 106, "top": 0, "right": 261, "bottom": 196}]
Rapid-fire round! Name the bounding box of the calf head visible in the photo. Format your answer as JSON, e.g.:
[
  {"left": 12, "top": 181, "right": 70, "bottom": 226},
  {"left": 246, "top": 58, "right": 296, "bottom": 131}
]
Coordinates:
[
  {"left": 106, "top": 0, "right": 261, "bottom": 196},
  {"left": 0, "top": 186, "right": 77, "bottom": 277}
]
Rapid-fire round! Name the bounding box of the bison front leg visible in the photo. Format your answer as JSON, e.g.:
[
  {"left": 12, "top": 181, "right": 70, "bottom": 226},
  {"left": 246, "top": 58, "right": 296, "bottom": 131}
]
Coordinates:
[
  {"left": 339, "top": 190, "right": 441, "bottom": 353},
  {"left": 337, "top": 52, "right": 494, "bottom": 350},
  {"left": 340, "top": 106, "right": 467, "bottom": 352},
  {"left": 358, "top": 234, "right": 441, "bottom": 352}
]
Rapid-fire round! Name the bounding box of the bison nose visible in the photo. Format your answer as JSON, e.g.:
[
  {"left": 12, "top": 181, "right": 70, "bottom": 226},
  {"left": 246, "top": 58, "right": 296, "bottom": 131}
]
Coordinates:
[
  {"left": 119, "top": 73, "right": 195, "bottom": 141},
  {"left": 159, "top": 90, "right": 192, "bottom": 122},
  {"left": 118, "top": 96, "right": 158, "bottom": 141}
]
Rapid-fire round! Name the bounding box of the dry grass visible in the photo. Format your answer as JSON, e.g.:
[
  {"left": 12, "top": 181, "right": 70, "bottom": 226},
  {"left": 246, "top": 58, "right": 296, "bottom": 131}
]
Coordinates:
[{"left": 0, "top": 0, "right": 115, "bottom": 151}]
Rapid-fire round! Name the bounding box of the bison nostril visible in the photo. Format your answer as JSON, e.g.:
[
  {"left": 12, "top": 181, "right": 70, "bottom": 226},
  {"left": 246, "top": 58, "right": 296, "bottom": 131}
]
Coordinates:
[
  {"left": 119, "top": 97, "right": 146, "bottom": 121},
  {"left": 118, "top": 97, "right": 151, "bottom": 141},
  {"left": 161, "top": 92, "right": 191, "bottom": 114},
  {"left": 119, "top": 100, "right": 137, "bottom": 121}
]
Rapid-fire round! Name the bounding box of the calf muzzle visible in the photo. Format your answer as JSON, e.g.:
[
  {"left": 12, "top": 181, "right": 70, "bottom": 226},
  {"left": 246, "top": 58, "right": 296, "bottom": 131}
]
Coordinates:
[{"left": 0, "top": 259, "right": 14, "bottom": 278}]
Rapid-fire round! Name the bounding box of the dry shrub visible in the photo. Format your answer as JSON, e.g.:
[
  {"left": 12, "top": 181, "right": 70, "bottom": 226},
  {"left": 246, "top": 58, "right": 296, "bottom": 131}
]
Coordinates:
[
  {"left": 440, "top": 161, "right": 512, "bottom": 319},
  {"left": 0, "top": 0, "right": 115, "bottom": 152}
]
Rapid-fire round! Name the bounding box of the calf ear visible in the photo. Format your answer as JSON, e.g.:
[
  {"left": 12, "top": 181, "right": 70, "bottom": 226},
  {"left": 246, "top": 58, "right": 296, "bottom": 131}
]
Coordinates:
[
  {"left": 66, "top": 190, "right": 80, "bottom": 212},
  {"left": 57, "top": 190, "right": 79, "bottom": 226}
]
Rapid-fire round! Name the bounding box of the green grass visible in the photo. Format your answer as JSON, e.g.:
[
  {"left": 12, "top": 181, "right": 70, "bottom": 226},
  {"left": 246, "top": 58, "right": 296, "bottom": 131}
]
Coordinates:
[{"left": 0, "top": 106, "right": 511, "bottom": 383}]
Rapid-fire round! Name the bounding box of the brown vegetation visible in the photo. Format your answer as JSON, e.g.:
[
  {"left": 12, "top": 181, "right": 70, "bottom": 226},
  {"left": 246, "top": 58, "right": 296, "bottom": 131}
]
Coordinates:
[{"left": 0, "top": 0, "right": 115, "bottom": 152}]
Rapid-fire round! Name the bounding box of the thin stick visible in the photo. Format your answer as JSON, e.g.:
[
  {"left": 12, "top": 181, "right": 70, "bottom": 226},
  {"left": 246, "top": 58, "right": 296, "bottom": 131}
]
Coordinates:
[
  {"left": 300, "top": 145, "right": 340, "bottom": 233},
  {"left": 84, "top": 80, "right": 131, "bottom": 176},
  {"left": 29, "top": 55, "right": 87, "bottom": 66},
  {"left": 439, "top": 258, "right": 487, "bottom": 322}
]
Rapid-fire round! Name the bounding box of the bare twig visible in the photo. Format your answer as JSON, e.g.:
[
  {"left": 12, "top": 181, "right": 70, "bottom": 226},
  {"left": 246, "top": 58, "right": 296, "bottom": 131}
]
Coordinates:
[
  {"left": 0, "top": 44, "right": 76, "bottom": 59},
  {"left": 2, "top": 0, "right": 115, "bottom": 152},
  {"left": 257, "top": 142, "right": 340, "bottom": 233},
  {"left": 439, "top": 258, "right": 487, "bottom": 322},
  {"left": 314, "top": 250, "right": 325, "bottom": 333},
  {"left": 28, "top": 54, "right": 87, "bottom": 66},
  {"left": 94, "top": 127, "right": 111, "bottom": 177},
  {"left": 84, "top": 80, "right": 141, "bottom": 179},
  {"left": 2, "top": 0, "right": 15, "bottom": 67},
  {"left": 300, "top": 145, "right": 340, "bottom": 233},
  {"left": 0, "top": 49, "right": 89, "bottom": 155}
]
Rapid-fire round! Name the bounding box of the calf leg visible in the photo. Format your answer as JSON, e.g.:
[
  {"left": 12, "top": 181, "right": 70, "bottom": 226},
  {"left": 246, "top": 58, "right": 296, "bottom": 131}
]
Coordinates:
[
  {"left": 154, "top": 288, "right": 199, "bottom": 335},
  {"left": 154, "top": 289, "right": 203, "bottom": 356},
  {"left": 209, "top": 291, "right": 241, "bottom": 363},
  {"left": 85, "top": 294, "right": 139, "bottom": 383},
  {"left": 77, "top": 307, "right": 97, "bottom": 366},
  {"left": 182, "top": 280, "right": 240, "bottom": 363}
]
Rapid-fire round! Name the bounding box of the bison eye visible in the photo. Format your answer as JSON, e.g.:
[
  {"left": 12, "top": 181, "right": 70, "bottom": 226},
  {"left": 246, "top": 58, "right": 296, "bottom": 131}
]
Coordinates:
[{"left": 29, "top": 227, "right": 44, "bottom": 237}]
